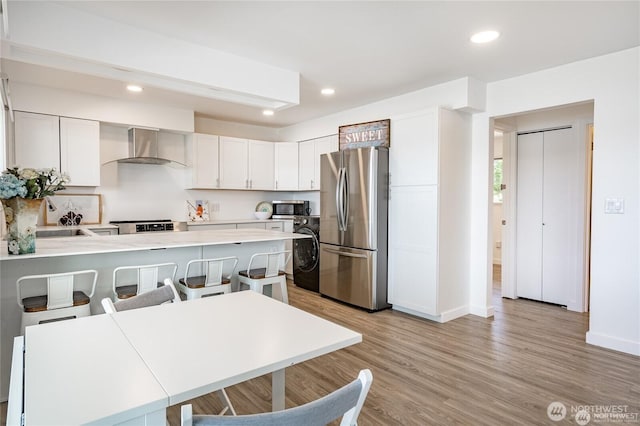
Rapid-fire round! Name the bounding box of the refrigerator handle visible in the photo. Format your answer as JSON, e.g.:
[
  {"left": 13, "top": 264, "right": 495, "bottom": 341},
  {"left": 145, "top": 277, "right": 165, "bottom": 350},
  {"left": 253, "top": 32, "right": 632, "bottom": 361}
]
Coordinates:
[
  {"left": 342, "top": 167, "right": 349, "bottom": 231},
  {"left": 322, "top": 247, "right": 368, "bottom": 259},
  {"left": 336, "top": 167, "right": 344, "bottom": 231}
]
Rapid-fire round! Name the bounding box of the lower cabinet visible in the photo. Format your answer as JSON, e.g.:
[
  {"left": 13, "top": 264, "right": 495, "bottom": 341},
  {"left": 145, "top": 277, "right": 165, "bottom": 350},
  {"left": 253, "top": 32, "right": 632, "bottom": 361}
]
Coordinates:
[{"left": 187, "top": 221, "right": 284, "bottom": 232}]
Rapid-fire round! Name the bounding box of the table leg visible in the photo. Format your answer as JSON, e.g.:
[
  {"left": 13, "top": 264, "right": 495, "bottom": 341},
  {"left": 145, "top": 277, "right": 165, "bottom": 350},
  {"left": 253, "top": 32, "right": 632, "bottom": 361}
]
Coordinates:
[{"left": 272, "top": 369, "right": 285, "bottom": 411}]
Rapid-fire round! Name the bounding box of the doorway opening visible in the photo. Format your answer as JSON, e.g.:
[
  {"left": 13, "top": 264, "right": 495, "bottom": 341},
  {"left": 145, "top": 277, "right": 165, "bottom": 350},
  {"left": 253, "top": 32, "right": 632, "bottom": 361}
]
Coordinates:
[{"left": 493, "top": 101, "right": 594, "bottom": 312}]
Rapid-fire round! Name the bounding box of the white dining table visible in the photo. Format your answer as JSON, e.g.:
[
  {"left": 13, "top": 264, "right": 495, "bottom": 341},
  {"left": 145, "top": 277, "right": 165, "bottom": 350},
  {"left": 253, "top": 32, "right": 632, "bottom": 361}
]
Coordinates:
[{"left": 17, "top": 291, "right": 362, "bottom": 425}]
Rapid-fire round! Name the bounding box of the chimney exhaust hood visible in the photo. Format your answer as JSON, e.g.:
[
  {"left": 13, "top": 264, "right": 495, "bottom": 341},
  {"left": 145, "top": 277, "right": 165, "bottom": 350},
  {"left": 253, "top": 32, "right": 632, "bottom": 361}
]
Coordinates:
[{"left": 111, "top": 128, "right": 185, "bottom": 166}]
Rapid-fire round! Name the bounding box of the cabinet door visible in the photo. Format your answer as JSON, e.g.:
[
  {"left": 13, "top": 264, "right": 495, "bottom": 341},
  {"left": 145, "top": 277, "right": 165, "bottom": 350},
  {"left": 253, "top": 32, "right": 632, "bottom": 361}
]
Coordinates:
[
  {"left": 298, "top": 140, "right": 315, "bottom": 190},
  {"left": 274, "top": 143, "right": 298, "bottom": 190},
  {"left": 188, "top": 224, "right": 236, "bottom": 231},
  {"left": 188, "top": 134, "right": 220, "bottom": 188},
  {"left": 13, "top": 111, "right": 60, "bottom": 170},
  {"left": 388, "top": 185, "right": 438, "bottom": 315},
  {"left": 219, "top": 136, "right": 248, "bottom": 189},
  {"left": 248, "top": 140, "right": 274, "bottom": 190},
  {"left": 390, "top": 109, "right": 438, "bottom": 186},
  {"left": 59, "top": 117, "right": 100, "bottom": 186}
]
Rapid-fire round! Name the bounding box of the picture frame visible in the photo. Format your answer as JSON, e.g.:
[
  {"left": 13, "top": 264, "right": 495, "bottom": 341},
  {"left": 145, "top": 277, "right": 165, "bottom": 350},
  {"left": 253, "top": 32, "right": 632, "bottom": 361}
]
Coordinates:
[
  {"left": 187, "top": 200, "right": 210, "bottom": 222},
  {"left": 44, "top": 194, "right": 103, "bottom": 225},
  {"left": 339, "top": 119, "right": 390, "bottom": 150}
]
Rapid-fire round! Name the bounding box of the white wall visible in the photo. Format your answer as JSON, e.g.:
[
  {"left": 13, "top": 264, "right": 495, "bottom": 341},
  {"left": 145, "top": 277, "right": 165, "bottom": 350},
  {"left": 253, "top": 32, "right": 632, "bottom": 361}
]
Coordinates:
[
  {"left": 195, "top": 116, "right": 281, "bottom": 141},
  {"left": 472, "top": 47, "right": 639, "bottom": 355}
]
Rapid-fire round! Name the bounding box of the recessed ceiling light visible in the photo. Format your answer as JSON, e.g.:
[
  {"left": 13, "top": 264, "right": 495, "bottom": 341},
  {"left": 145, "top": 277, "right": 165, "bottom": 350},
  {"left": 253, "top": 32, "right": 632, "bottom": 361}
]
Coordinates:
[
  {"left": 321, "top": 88, "right": 335, "bottom": 96},
  {"left": 262, "top": 109, "right": 274, "bottom": 116},
  {"left": 126, "top": 84, "right": 143, "bottom": 92},
  {"left": 470, "top": 30, "right": 500, "bottom": 44}
]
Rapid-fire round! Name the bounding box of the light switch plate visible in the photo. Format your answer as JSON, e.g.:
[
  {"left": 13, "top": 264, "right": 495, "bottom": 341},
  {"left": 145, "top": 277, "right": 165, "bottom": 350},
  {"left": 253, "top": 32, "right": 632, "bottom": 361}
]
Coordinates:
[{"left": 604, "top": 198, "right": 624, "bottom": 214}]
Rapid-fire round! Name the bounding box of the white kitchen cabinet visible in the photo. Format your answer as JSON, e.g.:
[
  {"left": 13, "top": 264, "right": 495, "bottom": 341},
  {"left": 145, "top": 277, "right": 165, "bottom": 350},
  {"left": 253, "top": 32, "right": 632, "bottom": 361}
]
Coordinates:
[
  {"left": 274, "top": 142, "right": 299, "bottom": 190},
  {"left": 186, "top": 133, "right": 220, "bottom": 189},
  {"left": 219, "top": 137, "right": 274, "bottom": 190},
  {"left": 59, "top": 117, "right": 100, "bottom": 186},
  {"left": 219, "top": 136, "right": 249, "bottom": 189},
  {"left": 516, "top": 127, "right": 578, "bottom": 306},
  {"left": 237, "top": 222, "right": 266, "bottom": 230},
  {"left": 298, "top": 135, "right": 338, "bottom": 191},
  {"left": 13, "top": 111, "right": 100, "bottom": 186},
  {"left": 13, "top": 111, "right": 60, "bottom": 170},
  {"left": 387, "top": 107, "right": 471, "bottom": 322},
  {"left": 248, "top": 140, "right": 274, "bottom": 190}
]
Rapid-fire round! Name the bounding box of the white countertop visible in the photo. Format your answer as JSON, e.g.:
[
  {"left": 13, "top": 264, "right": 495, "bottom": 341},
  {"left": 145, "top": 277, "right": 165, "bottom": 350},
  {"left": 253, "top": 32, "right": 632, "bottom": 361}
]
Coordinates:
[
  {"left": 187, "top": 218, "right": 293, "bottom": 226},
  {"left": 0, "top": 228, "right": 308, "bottom": 261}
]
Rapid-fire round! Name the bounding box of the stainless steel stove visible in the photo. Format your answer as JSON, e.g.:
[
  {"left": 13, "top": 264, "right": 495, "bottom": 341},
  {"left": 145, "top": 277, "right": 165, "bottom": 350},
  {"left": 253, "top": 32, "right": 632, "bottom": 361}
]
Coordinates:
[{"left": 109, "top": 219, "right": 188, "bottom": 234}]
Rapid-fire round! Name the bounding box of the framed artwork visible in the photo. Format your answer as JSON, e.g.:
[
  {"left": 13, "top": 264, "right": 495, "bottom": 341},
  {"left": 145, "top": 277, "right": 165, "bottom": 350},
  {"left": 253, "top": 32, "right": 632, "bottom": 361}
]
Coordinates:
[
  {"left": 44, "top": 194, "right": 103, "bottom": 225},
  {"left": 187, "top": 200, "right": 210, "bottom": 222},
  {"left": 339, "top": 119, "right": 390, "bottom": 150}
]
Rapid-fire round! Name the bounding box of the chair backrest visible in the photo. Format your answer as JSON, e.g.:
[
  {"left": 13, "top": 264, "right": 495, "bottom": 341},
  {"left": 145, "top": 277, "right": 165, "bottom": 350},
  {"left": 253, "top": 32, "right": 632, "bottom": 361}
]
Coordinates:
[
  {"left": 184, "top": 256, "right": 238, "bottom": 287},
  {"left": 247, "top": 251, "right": 292, "bottom": 278},
  {"left": 181, "top": 369, "right": 373, "bottom": 426},
  {"left": 17, "top": 270, "right": 98, "bottom": 310},
  {"left": 102, "top": 278, "right": 181, "bottom": 314},
  {"left": 112, "top": 262, "right": 178, "bottom": 295}
]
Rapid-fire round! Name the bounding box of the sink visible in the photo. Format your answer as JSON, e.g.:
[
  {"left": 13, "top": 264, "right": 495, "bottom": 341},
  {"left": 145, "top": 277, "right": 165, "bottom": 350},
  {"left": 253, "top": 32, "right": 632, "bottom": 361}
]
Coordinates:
[{"left": 36, "top": 228, "right": 98, "bottom": 238}]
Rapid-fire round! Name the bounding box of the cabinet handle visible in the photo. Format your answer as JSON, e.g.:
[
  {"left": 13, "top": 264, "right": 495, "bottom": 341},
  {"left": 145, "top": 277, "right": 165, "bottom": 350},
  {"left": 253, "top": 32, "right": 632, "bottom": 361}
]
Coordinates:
[
  {"left": 216, "top": 178, "right": 220, "bottom": 188},
  {"left": 250, "top": 179, "right": 253, "bottom": 189},
  {"left": 275, "top": 180, "right": 278, "bottom": 190},
  {"left": 246, "top": 179, "right": 249, "bottom": 189},
  {"left": 310, "top": 179, "right": 314, "bottom": 189}
]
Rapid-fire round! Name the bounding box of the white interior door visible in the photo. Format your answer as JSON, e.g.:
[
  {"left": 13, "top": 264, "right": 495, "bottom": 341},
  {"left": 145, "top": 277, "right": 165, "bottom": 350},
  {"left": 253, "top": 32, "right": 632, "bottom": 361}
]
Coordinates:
[
  {"left": 541, "top": 128, "right": 574, "bottom": 305},
  {"left": 515, "top": 132, "right": 543, "bottom": 300}
]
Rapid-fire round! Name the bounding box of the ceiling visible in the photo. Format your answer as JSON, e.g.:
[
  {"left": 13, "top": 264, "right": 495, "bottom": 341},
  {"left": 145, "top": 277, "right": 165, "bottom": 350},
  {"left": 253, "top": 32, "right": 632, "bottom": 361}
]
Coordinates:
[{"left": 2, "top": 1, "right": 639, "bottom": 128}]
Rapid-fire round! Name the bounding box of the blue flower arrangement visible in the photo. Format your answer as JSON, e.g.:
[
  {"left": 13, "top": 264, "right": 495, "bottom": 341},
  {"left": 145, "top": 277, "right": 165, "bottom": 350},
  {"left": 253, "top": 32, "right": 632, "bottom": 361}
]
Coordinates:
[{"left": 0, "top": 167, "right": 69, "bottom": 199}]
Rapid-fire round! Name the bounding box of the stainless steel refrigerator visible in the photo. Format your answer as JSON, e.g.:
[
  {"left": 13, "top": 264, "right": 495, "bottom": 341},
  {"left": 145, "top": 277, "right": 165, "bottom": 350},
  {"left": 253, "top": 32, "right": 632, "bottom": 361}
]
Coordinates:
[{"left": 319, "top": 147, "right": 390, "bottom": 311}]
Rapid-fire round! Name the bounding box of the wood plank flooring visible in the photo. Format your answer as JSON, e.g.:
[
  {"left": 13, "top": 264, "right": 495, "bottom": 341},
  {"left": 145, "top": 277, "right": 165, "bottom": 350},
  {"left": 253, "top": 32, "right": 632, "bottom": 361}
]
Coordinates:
[
  {"left": 2, "top": 270, "right": 639, "bottom": 425},
  {"left": 166, "top": 275, "right": 640, "bottom": 425}
]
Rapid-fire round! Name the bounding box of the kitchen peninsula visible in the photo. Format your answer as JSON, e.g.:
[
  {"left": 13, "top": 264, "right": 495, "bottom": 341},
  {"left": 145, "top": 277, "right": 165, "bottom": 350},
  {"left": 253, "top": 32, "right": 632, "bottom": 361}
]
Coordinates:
[{"left": 0, "top": 228, "right": 310, "bottom": 401}]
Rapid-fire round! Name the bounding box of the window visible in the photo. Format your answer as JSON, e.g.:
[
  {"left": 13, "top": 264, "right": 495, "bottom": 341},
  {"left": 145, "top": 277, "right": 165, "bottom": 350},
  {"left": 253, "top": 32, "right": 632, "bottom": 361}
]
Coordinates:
[{"left": 493, "top": 158, "right": 503, "bottom": 203}]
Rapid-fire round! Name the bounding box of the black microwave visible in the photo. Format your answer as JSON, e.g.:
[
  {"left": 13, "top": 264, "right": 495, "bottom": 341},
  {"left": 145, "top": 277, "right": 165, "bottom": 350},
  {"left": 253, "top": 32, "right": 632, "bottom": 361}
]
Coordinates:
[{"left": 272, "top": 200, "right": 310, "bottom": 218}]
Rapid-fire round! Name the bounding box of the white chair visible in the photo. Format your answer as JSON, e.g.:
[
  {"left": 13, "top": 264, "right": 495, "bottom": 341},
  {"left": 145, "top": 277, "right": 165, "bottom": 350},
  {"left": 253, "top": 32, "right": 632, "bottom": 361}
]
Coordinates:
[
  {"left": 101, "top": 278, "right": 237, "bottom": 416},
  {"left": 238, "top": 251, "right": 291, "bottom": 304},
  {"left": 112, "top": 262, "right": 178, "bottom": 300},
  {"left": 101, "top": 278, "right": 182, "bottom": 314},
  {"left": 177, "top": 257, "right": 238, "bottom": 300},
  {"left": 17, "top": 269, "right": 98, "bottom": 334},
  {"left": 181, "top": 369, "right": 373, "bottom": 426}
]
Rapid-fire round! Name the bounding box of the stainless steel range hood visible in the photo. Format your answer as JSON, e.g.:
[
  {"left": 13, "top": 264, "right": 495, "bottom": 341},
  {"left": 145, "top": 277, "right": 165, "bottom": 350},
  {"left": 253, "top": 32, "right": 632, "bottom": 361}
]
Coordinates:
[{"left": 116, "top": 128, "right": 184, "bottom": 166}]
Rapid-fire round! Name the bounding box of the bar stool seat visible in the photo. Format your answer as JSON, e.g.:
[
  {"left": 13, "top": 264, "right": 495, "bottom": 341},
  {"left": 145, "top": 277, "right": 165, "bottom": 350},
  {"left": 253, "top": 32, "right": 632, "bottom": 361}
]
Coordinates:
[
  {"left": 22, "top": 291, "right": 90, "bottom": 313},
  {"left": 115, "top": 283, "right": 163, "bottom": 299},
  {"left": 238, "top": 251, "right": 291, "bottom": 304},
  {"left": 177, "top": 257, "right": 238, "bottom": 300}
]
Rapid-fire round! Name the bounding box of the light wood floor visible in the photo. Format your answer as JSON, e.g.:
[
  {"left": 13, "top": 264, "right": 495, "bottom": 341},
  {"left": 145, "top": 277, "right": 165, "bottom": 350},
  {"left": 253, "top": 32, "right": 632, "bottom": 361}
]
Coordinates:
[{"left": 3, "top": 270, "right": 639, "bottom": 425}]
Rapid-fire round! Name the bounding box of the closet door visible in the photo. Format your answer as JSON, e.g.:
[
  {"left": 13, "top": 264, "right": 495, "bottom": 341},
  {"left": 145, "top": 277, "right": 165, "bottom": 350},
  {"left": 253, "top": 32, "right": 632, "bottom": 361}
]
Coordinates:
[
  {"left": 541, "top": 128, "right": 574, "bottom": 305},
  {"left": 515, "top": 132, "right": 544, "bottom": 300}
]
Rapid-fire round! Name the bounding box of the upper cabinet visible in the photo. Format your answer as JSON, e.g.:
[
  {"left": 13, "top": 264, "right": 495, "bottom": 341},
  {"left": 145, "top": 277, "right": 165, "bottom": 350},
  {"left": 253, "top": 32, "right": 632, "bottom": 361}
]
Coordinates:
[
  {"left": 274, "top": 143, "right": 299, "bottom": 190},
  {"left": 298, "top": 135, "right": 338, "bottom": 191},
  {"left": 59, "top": 117, "right": 100, "bottom": 187},
  {"left": 186, "top": 133, "right": 220, "bottom": 189},
  {"left": 218, "top": 137, "right": 274, "bottom": 190},
  {"left": 13, "top": 111, "right": 100, "bottom": 186}
]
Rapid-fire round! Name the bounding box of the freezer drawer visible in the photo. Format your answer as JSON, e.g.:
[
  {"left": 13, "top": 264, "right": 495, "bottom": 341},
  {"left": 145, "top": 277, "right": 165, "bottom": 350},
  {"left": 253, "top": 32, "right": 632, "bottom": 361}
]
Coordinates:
[{"left": 319, "top": 243, "right": 389, "bottom": 311}]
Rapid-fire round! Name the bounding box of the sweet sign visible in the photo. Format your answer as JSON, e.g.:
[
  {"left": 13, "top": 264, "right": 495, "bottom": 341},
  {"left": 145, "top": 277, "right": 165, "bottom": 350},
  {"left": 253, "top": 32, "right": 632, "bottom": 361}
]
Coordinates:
[{"left": 339, "top": 119, "right": 390, "bottom": 150}]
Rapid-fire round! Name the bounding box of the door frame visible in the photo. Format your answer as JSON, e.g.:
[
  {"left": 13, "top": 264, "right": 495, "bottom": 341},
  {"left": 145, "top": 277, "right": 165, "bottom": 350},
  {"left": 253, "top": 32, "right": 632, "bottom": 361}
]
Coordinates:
[{"left": 500, "top": 119, "right": 592, "bottom": 312}]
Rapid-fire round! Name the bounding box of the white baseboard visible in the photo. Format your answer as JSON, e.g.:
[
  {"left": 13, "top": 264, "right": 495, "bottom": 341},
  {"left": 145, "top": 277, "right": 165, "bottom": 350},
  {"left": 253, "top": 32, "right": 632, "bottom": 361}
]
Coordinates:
[
  {"left": 439, "top": 305, "right": 470, "bottom": 322},
  {"left": 586, "top": 331, "right": 640, "bottom": 356},
  {"left": 469, "top": 304, "right": 495, "bottom": 318},
  {"left": 392, "top": 305, "right": 442, "bottom": 322}
]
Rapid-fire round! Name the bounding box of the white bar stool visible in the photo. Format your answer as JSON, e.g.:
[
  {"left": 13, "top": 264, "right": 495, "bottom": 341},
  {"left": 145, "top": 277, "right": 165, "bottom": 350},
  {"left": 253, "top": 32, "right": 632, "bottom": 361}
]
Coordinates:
[
  {"left": 17, "top": 269, "right": 98, "bottom": 334},
  {"left": 177, "top": 256, "right": 238, "bottom": 300},
  {"left": 238, "top": 251, "right": 291, "bottom": 304},
  {"left": 112, "top": 262, "right": 178, "bottom": 300}
]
